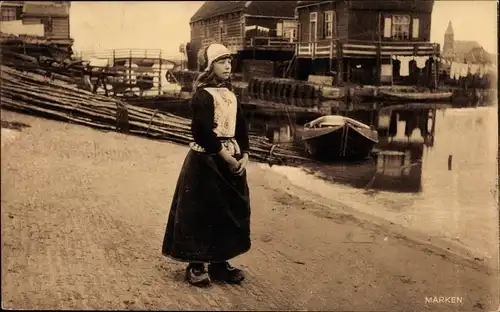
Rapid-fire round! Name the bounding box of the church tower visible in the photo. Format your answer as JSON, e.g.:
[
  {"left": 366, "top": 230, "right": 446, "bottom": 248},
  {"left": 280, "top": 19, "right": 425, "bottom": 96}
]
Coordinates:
[{"left": 442, "top": 21, "right": 455, "bottom": 56}]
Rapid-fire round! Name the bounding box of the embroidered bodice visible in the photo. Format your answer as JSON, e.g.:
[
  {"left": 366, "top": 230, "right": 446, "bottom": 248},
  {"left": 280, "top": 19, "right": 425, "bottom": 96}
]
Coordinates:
[{"left": 203, "top": 87, "right": 237, "bottom": 138}]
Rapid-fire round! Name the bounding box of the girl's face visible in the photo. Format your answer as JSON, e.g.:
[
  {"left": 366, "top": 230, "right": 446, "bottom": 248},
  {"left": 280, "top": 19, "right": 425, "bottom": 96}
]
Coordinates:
[{"left": 212, "top": 57, "right": 232, "bottom": 80}]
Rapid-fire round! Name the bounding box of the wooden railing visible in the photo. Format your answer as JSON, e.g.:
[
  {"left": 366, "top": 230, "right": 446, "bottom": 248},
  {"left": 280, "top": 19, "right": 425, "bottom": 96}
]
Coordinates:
[
  {"left": 297, "top": 39, "right": 338, "bottom": 58},
  {"left": 76, "top": 49, "right": 180, "bottom": 96},
  {"left": 245, "top": 36, "right": 295, "bottom": 50},
  {"left": 200, "top": 36, "right": 295, "bottom": 52},
  {"left": 296, "top": 39, "right": 440, "bottom": 58},
  {"left": 79, "top": 49, "right": 169, "bottom": 62}
]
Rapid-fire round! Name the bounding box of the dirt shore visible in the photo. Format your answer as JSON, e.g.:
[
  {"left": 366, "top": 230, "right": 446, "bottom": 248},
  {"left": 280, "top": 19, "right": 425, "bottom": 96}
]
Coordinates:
[{"left": 1, "top": 110, "right": 498, "bottom": 311}]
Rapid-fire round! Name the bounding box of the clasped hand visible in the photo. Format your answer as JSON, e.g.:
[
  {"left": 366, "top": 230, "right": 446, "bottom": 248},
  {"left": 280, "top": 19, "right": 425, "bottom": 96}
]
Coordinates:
[{"left": 228, "top": 153, "right": 249, "bottom": 176}]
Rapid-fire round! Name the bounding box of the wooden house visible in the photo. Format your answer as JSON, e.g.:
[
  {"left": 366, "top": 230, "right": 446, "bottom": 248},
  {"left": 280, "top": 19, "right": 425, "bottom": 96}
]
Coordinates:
[
  {"left": 187, "top": 1, "right": 297, "bottom": 74},
  {"left": 294, "top": 0, "right": 440, "bottom": 86},
  {"left": 0, "top": 1, "right": 72, "bottom": 46}
]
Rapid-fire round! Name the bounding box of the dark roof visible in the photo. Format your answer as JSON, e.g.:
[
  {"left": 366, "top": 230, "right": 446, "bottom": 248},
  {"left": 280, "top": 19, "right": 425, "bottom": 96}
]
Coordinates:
[
  {"left": 245, "top": 1, "right": 296, "bottom": 17},
  {"left": 463, "top": 47, "right": 494, "bottom": 64},
  {"left": 348, "top": 0, "right": 434, "bottom": 12},
  {"left": 297, "top": 1, "right": 324, "bottom": 7},
  {"left": 454, "top": 41, "right": 481, "bottom": 55},
  {"left": 1, "top": 1, "right": 25, "bottom": 7},
  {"left": 441, "top": 41, "right": 495, "bottom": 64},
  {"left": 297, "top": 0, "right": 434, "bottom": 12},
  {"left": 190, "top": 1, "right": 296, "bottom": 23},
  {"left": 190, "top": 2, "right": 245, "bottom": 22}
]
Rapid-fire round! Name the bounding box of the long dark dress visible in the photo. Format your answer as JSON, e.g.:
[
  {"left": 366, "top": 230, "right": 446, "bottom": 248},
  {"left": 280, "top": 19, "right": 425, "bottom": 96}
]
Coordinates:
[{"left": 161, "top": 84, "right": 251, "bottom": 263}]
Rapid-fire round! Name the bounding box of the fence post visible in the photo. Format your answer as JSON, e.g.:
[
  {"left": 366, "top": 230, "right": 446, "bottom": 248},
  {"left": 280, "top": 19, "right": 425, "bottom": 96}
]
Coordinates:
[
  {"left": 159, "top": 50, "right": 162, "bottom": 96},
  {"left": 129, "top": 49, "right": 132, "bottom": 89}
]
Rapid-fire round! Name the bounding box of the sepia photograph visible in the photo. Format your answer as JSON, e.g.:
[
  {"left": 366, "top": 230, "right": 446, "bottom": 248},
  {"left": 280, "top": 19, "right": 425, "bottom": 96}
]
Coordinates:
[{"left": 1, "top": 0, "right": 499, "bottom": 311}]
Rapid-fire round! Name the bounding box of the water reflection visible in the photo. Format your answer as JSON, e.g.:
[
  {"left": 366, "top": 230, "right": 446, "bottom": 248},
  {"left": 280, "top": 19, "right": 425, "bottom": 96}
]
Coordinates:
[
  {"left": 249, "top": 103, "right": 496, "bottom": 195},
  {"left": 258, "top": 105, "right": 497, "bottom": 260}
]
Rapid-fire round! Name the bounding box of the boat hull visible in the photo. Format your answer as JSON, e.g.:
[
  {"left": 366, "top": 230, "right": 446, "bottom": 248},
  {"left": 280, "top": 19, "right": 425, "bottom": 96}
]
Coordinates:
[
  {"left": 302, "top": 124, "right": 378, "bottom": 161},
  {"left": 378, "top": 90, "right": 452, "bottom": 103}
]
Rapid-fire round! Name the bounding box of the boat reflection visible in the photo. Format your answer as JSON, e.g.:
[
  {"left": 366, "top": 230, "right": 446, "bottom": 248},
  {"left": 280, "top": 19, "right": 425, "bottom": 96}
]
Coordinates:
[
  {"left": 365, "top": 106, "right": 436, "bottom": 193},
  {"left": 251, "top": 104, "right": 442, "bottom": 194}
]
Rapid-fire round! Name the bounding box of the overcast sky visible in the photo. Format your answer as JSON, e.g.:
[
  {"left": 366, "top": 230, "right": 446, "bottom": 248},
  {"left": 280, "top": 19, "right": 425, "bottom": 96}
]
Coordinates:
[{"left": 69, "top": 1, "right": 497, "bottom": 58}]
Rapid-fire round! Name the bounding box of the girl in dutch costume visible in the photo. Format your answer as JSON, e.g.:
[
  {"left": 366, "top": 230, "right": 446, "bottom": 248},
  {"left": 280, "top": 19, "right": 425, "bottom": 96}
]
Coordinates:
[{"left": 162, "top": 43, "right": 251, "bottom": 286}]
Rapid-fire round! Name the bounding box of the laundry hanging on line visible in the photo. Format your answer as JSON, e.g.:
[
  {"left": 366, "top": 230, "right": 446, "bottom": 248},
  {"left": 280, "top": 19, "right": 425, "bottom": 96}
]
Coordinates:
[
  {"left": 391, "top": 55, "right": 430, "bottom": 76},
  {"left": 449, "top": 62, "right": 458, "bottom": 80},
  {"left": 414, "top": 56, "right": 428, "bottom": 69},
  {"left": 470, "top": 64, "right": 479, "bottom": 76},
  {"left": 478, "top": 64, "right": 486, "bottom": 78},
  {"left": 447, "top": 61, "right": 487, "bottom": 80},
  {"left": 459, "top": 63, "right": 469, "bottom": 77},
  {"left": 392, "top": 55, "right": 410, "bottom": 77},
  {"left": 439, "top": 57, "right": 493, "bottom": 80}
]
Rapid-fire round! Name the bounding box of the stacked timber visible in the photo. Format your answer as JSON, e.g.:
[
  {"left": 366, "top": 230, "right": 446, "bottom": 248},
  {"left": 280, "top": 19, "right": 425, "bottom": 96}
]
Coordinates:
[
  {"left": 248, "top": 77, "right": 322, "bottom": 105},
  {"left": 0, "top": 65, "right": 310, "bottom": 165},
  {"left": 0, "top": 32, "right": 84, "bottom": 85},
  {"left": 242, "top": 60, "right": 275, "bottom": 82}
]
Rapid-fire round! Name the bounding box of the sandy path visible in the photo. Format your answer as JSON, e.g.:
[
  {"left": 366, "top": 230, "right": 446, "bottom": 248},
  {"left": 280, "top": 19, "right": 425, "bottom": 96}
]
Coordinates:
[{"left": 1, "top": 110, "right": 498, "bottom": 311}]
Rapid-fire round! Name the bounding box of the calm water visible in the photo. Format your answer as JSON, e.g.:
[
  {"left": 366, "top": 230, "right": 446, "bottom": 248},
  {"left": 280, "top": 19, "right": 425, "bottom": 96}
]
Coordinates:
[{"left": 252, "top": 104, "right": 498, "bottom": 261}]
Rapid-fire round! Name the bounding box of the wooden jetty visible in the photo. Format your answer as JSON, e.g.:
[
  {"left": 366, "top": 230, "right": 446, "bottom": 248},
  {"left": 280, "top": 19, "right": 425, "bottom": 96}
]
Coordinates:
[{"left": 76, "top": 49, "right": 181, "bottom": 97}]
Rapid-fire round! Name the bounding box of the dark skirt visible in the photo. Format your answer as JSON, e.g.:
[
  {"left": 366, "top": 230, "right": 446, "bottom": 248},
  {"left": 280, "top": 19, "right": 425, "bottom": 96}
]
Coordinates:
[{"left": 162, "top": 149, "right": 251, "bottom": 263}]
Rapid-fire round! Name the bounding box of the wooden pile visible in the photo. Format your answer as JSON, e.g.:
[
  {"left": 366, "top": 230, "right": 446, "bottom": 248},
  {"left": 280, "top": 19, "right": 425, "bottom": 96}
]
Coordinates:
[
  {"left": 0, "top": 65, "right": 310, "bottom": 165},
  {"left": 242, "top": 60, "right": 275, "bottom": 82},
  {"left": 0, "top": 33, "right": 84, "bottom": 85}
]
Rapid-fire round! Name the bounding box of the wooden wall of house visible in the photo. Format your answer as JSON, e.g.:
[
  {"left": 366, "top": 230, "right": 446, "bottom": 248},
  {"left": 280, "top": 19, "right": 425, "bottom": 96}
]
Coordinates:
[
  {"left": 297, "top": 4, "right": 327, "bottom": 42},
  {"left": 348, "top": 10, "right": 432, "bottom": 42},
  {"left": 297, "top": 1, "right": 433, "bottom": 44},
  {"left": 336, "top": 2, "right": 349, "bottom": 43},
  {"left": 51, "top": 17, "right": 69, "bottom": 38},
  {"left": 22, "top": 16, "right": 70, "bottom": 38},
  {"left": 408, "top": 11, "right": 431, "bottom": 41},
  {"left": 191, "top": 12, "right": 243, "bottom": 47},
  {"left": 347, "top": 10, "right": 379, "bottom": 41},
  {"left": 189, "top": 12, "right": 243, "bottom": 70},
  {"left": 297, "top": 2, "right": 349, "bottom": 42}
]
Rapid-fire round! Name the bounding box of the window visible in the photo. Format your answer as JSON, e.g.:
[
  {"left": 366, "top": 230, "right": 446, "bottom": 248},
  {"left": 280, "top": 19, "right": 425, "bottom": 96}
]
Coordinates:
[
  {"left": 324, "top": 11, "right": 335, "bottom": 38},
  {"left": 283, "top": 20, "right": 296, "bottom": 39},
  {"left": 277, "top": 22, "right": 283, "bottom": 36},
  {"left": 309, "top": 12, "right": 317, "bottom": 41},
  {"left": 383, "top": 17, "right": 392, "bottom": 38},
  {"left": 412, "top": 18, "right": 419, "bottom": 39},
  {"left": 1, "top": 8, "right": 17, "bottom": 21},
  {"left": 391, "top": 15, "right": 410, "bottom": 40}
]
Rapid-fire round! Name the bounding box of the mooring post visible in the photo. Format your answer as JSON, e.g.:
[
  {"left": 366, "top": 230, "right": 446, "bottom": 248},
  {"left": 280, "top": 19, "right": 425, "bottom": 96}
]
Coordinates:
[
  {"left": 128, "top": 49, "right": 132, "bottom": 89},
  {"left": 159, "top": 50, "right": 163, "bottom": 96}
]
